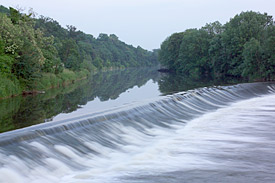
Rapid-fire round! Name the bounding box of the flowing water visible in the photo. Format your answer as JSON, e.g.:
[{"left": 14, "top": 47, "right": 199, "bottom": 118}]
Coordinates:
[{"left": 0, "top": 68, "right": 275, "bottom": 183}]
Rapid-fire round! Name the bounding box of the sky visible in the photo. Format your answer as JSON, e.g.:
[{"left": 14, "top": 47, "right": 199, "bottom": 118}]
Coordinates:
[{"left": 0, "top": 0, "right": 274, "bottom": 50}]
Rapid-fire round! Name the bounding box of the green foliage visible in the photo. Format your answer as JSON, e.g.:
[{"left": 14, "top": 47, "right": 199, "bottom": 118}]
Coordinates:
[
  {"left": 242, "top": 38, "right": 263, "bottom": 79},
  {"left": 0, "top": 54, "right": 14, "bottom": 75},
  {"left": 0, "top": 5, "right": 9, "bottom": 14},
  {"left": 221, "top": 11, "right": 274, "bottom": 77},
  {"left": 35, "top": 15, "right": 158, "bottom": 71},
  {"left": 159, "top": 32, "right": 184, "bottom": 69},
  {"left": 33, "top": 73, "right": 62, "bottom": 90},
  {"left": 0, "top": 37, "right": 14, "bottom": 76},
  {"left": 9, "top": 7, "right": 20, "bottom": 24},
  {"left": 31, "top": 69, "right": 89, "bottom": 90},
  {"left": 57, "top": 69, "right": 85, "bottom": 85},
  {"left": 0, "top": 13, "right": 23, "bottom": 55},
  {"left": 177, "top": 29, "right": 212, "bottom": 78},
  {"left": 80, "top": 55, "right": 96, "bottom": 71},
  {"left": 159, "top": 11, "right": 275, "bottom": 81},
  {"left": 93, "top": 57, "right": 104, "bottom": 69},
  {"left": 0, "top": 4, "right": 158, "bottom": 98},
  {"left": 0, "top": 74, "right": 22, "bottom": 98}
]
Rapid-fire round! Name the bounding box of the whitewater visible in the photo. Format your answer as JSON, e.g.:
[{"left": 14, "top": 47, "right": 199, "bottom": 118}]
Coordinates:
[{"left": 0, "top": 82, "right": 275, "bottom": 183}]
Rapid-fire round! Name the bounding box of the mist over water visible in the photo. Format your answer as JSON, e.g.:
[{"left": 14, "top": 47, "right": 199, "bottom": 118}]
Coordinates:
[{"left": 0, "top": 69, "right": 275, "bottom": 183}]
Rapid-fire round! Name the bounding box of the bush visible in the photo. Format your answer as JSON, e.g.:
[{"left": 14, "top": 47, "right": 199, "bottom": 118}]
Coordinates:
[
  {"left": 0, "top": 74, "right": 22, "bottom": 98},
  {"left": 32, "top": 73, "right": 62, "bottom": 90},
  {"left": 32, "top": 69, "right": 90, "bottom": 91}
]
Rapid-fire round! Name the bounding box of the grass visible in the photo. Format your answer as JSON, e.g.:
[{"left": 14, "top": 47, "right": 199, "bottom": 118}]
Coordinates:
[
  {"left": 32, "top": 69, "right": 90, "bottom": 91},
  {"left": 0, "top": 69, "right": 90, "bottom": 98},
  {"left": 0, "top": 74, "right": 22, "bottom": 98}
]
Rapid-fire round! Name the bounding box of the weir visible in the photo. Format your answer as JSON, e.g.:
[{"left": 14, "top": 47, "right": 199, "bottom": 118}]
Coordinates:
[{"left": 0, "top": 82, "right": 275, "bottom": 183}]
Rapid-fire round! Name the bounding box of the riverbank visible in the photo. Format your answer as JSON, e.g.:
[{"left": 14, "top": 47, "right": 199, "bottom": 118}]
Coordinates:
[
  {"left": 0, "top": 69, "right": 90, "bottom": 99},
  {"left": 0, "top": 68, "right": 160, "bottom": 133}
]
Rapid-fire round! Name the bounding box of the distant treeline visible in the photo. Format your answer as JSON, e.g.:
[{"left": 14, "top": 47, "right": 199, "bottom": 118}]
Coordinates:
[
  {"left": 159, "top": 11, "right": 275, "bottom": 81},
  {"left": 0, "top": 5, "right": 158, "bottom": 98}
]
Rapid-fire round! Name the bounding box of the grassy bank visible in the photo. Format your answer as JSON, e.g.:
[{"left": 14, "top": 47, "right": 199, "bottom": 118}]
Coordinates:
[
  {"left": 0, "top": 69, "right": 90, "bottom": 99},
  {"left": 33, "top": 69, "right": 90, "bottom": 90},
  {"left": 0, "top": 74, "right": 23, "bottom": 99}
]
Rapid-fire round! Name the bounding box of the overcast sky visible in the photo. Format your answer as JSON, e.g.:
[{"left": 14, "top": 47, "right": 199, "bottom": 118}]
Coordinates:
[{"left": 0, "top": 0, "right": 274, "bottom": 50}]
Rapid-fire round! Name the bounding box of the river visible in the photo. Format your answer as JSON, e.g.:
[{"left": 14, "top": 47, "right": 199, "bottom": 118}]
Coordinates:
[{"left": 0, "top": 68, "right": 275, "bottom": 183}]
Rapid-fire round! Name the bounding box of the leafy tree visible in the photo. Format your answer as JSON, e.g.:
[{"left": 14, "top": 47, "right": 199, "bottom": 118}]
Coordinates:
[
  {"left": 0, "top": 37, "right": 14, "bottom": 76},
  {"left": 221, "top": 11, "right": 273, "bottom": 77},
  {"left": 59, "top": 39, "right": 80, "bottom": 70},
  {"left": 177, "top": 29, "right": 212, "bottom": 78},
  {"left": 93, "top": 57, "right": 104, "bottom": 69},
  {"left": 35, "top": 29, "right": 63, "bottom": 74},
  {"left": 242, "top": 38, "right": 263, "bottom": 79},
  {"left": 159, "top": 11, "right": 275, "bottom": 81},
  {"left": 0, "top": 5, "right": 9, "bottom": 14},
  {"left": 0, "top": 4, "right": 158, "bottom": 96},
  {"left": 159, "top": 32, "right": 184, "bottom": 69},
  {"left": 9, "top": 7, "right": 20, "bottom": 24},
  {"left": 202, "top": 21, "right": 223, "bottom": 36}
]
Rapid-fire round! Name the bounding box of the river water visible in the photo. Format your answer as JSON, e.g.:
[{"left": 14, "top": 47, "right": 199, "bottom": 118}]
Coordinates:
[{"left": 0, "top": 68, "right": 275, "bottom": 183}]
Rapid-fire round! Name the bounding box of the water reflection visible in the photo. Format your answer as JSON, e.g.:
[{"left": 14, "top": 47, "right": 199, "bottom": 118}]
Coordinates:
[
  {"left": 0, "top": 68, "right": 160, "bottom": 133},
  {"left": 0, "top": 68, "right": 245, "bottom": 133},
  {"left": 158, "top": 73, "right": 243, "bottom": 95}
]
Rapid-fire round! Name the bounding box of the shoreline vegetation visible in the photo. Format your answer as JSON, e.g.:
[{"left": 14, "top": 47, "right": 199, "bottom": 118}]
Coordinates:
[
  {"left": 158, "top": 11, "right": 275, "bottom": 82},
  {"left": 0, "top": 5, "right": 158, "bottom": 99},
  {"left": 0, "top": 69, "right": 90, "bottom": 99}
]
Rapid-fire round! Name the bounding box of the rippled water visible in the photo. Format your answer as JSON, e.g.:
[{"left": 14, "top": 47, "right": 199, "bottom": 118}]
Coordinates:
[{"left": 0, "top": 81, "right": 275, "bottom": 183}]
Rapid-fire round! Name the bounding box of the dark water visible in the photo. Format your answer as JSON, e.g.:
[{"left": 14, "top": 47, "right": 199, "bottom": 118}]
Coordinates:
[{"left": 1, "top": 68, "right": 275, "bottom": 183}]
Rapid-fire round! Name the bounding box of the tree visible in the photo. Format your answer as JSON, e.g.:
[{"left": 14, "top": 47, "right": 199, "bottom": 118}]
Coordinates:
[
  {"left": 93, "top": 57, "right": 103, "bottom": 69},
  {"left": 178, "top": 29, "right": 212, "bottom": 78},
  {"left": 9, "top": 7, "right": 20, "bottom": 24},
  {"left": 59, "top": 39, "right": 80, "bottom": 70},
  {"left": 221, "top": 11, "right": 274, "bottom": 77},
  {"left": 159, "top": 11, "right": 275, "bottom": 81},
  {"left": 202, "top": 21, "right": 223, "bottom": 36},
  {"left": 242, "top": 38, "right": 263, "bottom": 79},
  {"left": 0, "top": 37, "right": 14, "bottom": 76},
  {"left": 97, "top": 33, "right": 109, "bottom": 41},
  {"left": 159, "top": 32, "right": 184, "bottom": 69},
  {"left": 35, "top": 29, "right": 63, "bottom": 74},
  {"left": 1, "top": 4, "right": 159, "bottom": 89}
]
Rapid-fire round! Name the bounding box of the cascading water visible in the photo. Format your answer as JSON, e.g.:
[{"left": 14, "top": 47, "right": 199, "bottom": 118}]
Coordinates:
[{"left": 1, "top": 82, "right": 275, "bottom": 183}]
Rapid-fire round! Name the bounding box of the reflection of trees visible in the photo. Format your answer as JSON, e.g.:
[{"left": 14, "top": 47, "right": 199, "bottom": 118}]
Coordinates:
[
  {"left": 88, "top": 68, "right": 160, "bottom": 101},
  {"left": 158, "top": 73, "right": 243, "bottom": 95},
  {"left": 0, "top": 68, "right": 160, "bottom": 133},
  {"left": 158, "top": 74, "right": 213, "bottom": 95},
  {"left": 0, "top": 97, "right": 22, "bottom": 132}
]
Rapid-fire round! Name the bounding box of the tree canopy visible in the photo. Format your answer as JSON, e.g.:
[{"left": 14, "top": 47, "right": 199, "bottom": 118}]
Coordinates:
[
  {"left": 159, "top": 11, "right": 275, "bottom": 81},
  {"left": 0, "top": 5, "right": 158, "bottom": 97}
]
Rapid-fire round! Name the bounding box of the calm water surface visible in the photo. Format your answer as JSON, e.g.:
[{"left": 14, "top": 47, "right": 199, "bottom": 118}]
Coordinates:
[
  {"left": 0, "top": 68, "right": 275, "bottom": 183},
  {"left": 0, "top": 68, "right": 162, "bottom": 132}
]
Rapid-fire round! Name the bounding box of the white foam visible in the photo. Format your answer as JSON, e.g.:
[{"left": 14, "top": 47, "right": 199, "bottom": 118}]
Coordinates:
[
  {"left": 1, "top": 94, "right": 275, "bottom": 183},
  {"left": 0, "top": 168, "right": 24, "bottom": 183},
  {"left": 54, "top": 145, "right": 81, "bottom": 160}
]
